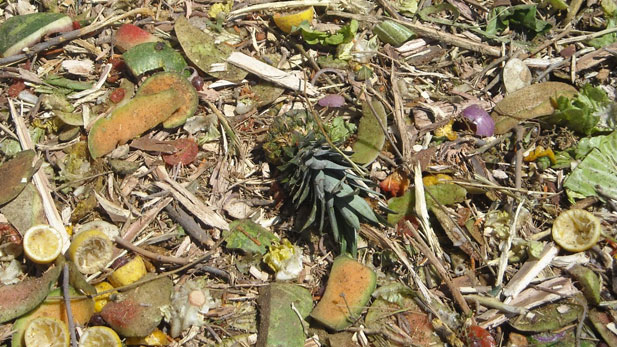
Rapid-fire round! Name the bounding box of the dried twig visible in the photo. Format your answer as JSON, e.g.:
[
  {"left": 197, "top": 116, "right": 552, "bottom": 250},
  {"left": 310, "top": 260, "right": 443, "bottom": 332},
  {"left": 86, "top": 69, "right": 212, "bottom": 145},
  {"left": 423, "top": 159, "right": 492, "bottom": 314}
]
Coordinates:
[
  {"left": 63, "top": 264, "right": 77, "bottom": 347},
  {"left": 403, "top": 221, "right": 473, "bottom": 316},
  {"left": 114, "top": 236, "right": 191, "bottom": 265}
]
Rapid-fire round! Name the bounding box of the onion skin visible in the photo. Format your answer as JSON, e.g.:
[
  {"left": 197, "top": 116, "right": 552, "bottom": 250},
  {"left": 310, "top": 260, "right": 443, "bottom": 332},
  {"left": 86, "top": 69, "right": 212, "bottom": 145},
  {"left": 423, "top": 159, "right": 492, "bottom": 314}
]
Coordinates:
[{"left": 462, "top": 104, "right": 495, "bottom": 137}]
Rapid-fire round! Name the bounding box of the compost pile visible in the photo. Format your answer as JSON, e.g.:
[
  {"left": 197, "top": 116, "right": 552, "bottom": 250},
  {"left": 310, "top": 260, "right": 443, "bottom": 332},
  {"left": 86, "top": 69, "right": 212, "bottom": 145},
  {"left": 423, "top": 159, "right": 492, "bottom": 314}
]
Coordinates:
[{"left": 0, "top": 0, "right": 617, "bottom": 346}]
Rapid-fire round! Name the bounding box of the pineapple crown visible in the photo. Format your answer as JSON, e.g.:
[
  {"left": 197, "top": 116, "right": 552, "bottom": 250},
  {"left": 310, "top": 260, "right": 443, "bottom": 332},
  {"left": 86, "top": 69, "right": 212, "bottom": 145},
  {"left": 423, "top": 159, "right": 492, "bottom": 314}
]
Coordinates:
[{"left": 263, "top": 109, "right": 381, "bottom": 255}]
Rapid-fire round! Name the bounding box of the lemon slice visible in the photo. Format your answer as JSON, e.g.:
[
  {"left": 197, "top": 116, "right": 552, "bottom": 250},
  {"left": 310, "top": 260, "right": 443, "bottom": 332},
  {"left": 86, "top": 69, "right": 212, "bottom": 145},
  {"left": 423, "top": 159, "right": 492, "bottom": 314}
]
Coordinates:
[
  {"left": 78, "top": 326, "right": 122, "bottom": 347},
  {"left": 108, "top": 255, "right": 146, "bottom": 287},
  {"left": 23, "top": 225, "right": 63, "bottom": 264},
  {"left": 273, "top": 7, "right": 314, "bottom": 34},
  {"left": 24, "top": 317, "right": 69, "bottom": 347},
  {"left": 68, "top": 229, "right": 114, "bottom": 274},
  {"left": 552, "top": 209, "right": 601, "bottom": 252}
]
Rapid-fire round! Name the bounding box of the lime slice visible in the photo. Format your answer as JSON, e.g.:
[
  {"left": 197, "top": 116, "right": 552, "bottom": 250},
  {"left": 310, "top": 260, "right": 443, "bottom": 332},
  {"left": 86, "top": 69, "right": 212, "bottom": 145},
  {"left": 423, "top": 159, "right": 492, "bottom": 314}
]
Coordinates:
[
  {"left": 24, "top": 317, "right": 69, "bottom": 347},
  {"left": 23, "top": 225, "right": 63, "bottom": 264},
  {"left": 78, "top": 326, "right": 121, "bottom": 347},
  {"left": 68, "top": 229, "right": 113, "bottom": 274},
  {"left": 552, "top": 209, "right": 601, "bottom": 252}
]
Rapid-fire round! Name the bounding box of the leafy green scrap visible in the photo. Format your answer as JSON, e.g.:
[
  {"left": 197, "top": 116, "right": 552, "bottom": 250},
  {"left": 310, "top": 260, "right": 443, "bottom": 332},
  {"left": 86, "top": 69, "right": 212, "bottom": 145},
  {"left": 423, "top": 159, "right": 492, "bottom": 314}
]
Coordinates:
[
  {"left": 564, "top": 130, "right": 617, "bottom": 200},
  {"left": 293, "top": 19, "right": 358, "bottom": 46},
  {"left": 543, "top": 84, "right": 615, "bottom": 135},
  {"left": 485, "top": 5, "right": 551, "bottom": 38},
  {"left": 225, "top": 219, "right": 279, "bottom": 255}
]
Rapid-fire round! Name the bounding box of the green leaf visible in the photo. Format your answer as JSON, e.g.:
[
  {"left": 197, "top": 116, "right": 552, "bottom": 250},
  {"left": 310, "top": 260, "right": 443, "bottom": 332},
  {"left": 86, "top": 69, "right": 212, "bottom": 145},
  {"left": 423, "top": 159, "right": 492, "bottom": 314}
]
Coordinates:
[
  {"left": 485, "top": 5, "right": 551, "bottom": 38},
  {"left": 564, "top": 130, "right": 617, "bottom": 200},
  {"left": 543, "top": 84, "right": 614, "bottom": 135},
  {"left": 295, "top": 19, "right": 359, "bottom": 46},
  {"left": 45, "top": 75, "right": 93, "bottom": 91},
  {"left": 225, "top": 219, "right": 279, "bottom": 255},
  {"left": 351, "top": 98, "right": 388, "bottom": 165}
]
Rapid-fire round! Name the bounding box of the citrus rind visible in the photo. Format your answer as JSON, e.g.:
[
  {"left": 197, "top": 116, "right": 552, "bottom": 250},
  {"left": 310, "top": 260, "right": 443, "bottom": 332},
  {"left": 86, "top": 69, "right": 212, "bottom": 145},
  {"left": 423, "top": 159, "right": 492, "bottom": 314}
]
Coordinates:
[
  {"left": 552, "top": 209, "right": 601, "bottom": 252},
  {"left": 23, "top": 224, "right": 63, "bottom": 264}
]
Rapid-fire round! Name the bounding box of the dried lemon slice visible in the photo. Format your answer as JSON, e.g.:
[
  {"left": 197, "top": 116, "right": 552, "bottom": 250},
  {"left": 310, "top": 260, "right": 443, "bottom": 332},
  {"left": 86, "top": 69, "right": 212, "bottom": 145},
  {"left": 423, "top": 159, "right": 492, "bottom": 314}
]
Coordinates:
[
  {"left": 24, "top": 317, "right": 69, "bottom": 347},
  {"left": 68, "top": 230, "right": 113, "bottom": 274},
  {"left": 552, "top": 209, "right": 601, "bottom": 252},
  {"left": 23, "top": 225, "right": 63, "bottom": 264},
  {"left": 78, "top": 326, "right": 121, "bottom": 347},
  {"left": 273, "top": 7, "right": 314, "bottom": 34}
]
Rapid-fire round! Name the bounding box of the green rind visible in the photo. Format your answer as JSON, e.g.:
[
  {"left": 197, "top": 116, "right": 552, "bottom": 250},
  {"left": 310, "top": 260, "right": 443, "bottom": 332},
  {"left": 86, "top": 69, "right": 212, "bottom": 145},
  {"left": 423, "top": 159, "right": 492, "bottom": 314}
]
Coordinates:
[
  {"left": 0, "top": 13, "right": 72, "bottom": 57},
  {"left": 88, "top": 89, "right": 181, "bottom": 158},
  {"left": 122, "top": 42, "right": 187, "bottom": 76},
  {"left": 136, "top": 72, "right": 198, "bottom": 128},
  {"left": 310, "top": 256, "right": 376, "bottom": 331},
  {"left": 373, "top": 20, "right": 414, "bottom": 47},
  {"left": 351, "top": 99, "right": 388, "bottom": 165}
]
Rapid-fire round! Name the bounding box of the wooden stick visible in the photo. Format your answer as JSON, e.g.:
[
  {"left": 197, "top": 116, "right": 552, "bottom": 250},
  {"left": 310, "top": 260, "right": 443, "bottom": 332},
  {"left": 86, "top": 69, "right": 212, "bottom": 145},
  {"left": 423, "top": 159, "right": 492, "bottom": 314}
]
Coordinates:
[{"left": 114, "top": 236, "right": 191, "bottom": 265}]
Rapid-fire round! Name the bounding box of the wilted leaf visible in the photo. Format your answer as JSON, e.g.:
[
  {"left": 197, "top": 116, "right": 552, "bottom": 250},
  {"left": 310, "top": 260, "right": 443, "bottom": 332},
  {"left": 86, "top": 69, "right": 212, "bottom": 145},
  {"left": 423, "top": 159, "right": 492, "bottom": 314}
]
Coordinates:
[
  {"left": 123, "top": 42, "right": 187, "bottom": 76},
  {"left": 1, "top": 183, "right": 46, "bottom": 234},
  {"left": 425, "top": 183, "right": 467, "bottom": 207},
  {"left": 0, "top": 258, "right": 63, "bottom": 323},
  {"left": 100, "top": 274, "right": 173, "bottom": 337},
  {"left": 0, "top": 150, "right": 36, "bottom": 205},
  {"left": 224, "top": 219, "right": 279, "bottom": 255},
  {"left": 589, "top": 309, "right": 617, "bottom": 346},
  {"left": 509, "top": 298, "right": 583, "bottom": 332},
  {"left": 569, "top": 265, "right": 601, "bottom": 306},
  {"left": 257, "top": 283, "right": 312, "bottom": 347},
  {"left": 351, "top": 98, "right": 388, "bottom": 165},
  {"left": 491, "top": 82, "right": 578, "bottom": 134},
  {"left": 174, "top": 16, "right": 247, "bottom": 82}
]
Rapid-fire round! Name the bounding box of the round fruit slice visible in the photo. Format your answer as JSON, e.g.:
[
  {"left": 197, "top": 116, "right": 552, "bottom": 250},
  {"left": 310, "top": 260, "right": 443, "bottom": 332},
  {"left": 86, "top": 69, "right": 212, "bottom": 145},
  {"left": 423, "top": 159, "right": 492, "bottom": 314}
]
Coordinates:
[
  {"left": 24, "top": 317, "right": 69, "bottom": 347},
  {"left": 136, "top": 72, "right": 198, "bottom": 128},
  {"left": 552, "top": 209, "right": 601, "bottom": 252},
  {"left": 78, "top": 326, "right": 122, "bottom": 347},
  {"left": 68, "top": 230, "right": 114, "bottom": 274},
  {"left": 23, "top": 225, "right": 63, "bottom": 264},
  {"left": 273, "top": 7, "right": 314, "bottom": 34}
]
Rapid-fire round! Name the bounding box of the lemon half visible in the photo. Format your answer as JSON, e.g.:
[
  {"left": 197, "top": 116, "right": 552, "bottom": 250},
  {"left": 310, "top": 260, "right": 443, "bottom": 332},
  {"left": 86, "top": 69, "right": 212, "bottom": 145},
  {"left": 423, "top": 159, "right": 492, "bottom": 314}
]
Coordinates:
[
  {"left": 24, "top": 317, "right": 69, "bottom": 347},
  {"left": 552, "top": 209, "right": 601, "bottom": 252},
  {"left": 78, "top": 326, "right": 121, "bottom": 347},
  {"left": 23, "top": 225, "right": 63, "bottom": 264},
  {"left": 68, "top": 230, "right": 114, "bottom": 274}
]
